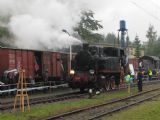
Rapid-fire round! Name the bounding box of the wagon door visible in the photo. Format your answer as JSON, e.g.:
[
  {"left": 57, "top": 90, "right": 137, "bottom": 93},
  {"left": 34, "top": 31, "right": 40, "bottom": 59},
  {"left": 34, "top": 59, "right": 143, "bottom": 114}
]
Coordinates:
[{"left": 34, "top": 51, "right": 43, "bottom": 82}]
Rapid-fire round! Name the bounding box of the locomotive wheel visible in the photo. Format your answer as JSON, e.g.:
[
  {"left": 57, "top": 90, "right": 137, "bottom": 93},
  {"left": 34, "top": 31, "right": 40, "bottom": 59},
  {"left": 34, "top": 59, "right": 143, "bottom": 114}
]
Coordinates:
[{"left": 115, "top": 74, "right": 121, "bottom": 88}]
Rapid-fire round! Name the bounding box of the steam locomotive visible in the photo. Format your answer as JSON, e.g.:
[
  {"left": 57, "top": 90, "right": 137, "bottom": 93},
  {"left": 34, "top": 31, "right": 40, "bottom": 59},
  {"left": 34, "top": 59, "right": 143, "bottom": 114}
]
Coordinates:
[{"left": 69, "top": 44, "right": 125, "bottom": 92}]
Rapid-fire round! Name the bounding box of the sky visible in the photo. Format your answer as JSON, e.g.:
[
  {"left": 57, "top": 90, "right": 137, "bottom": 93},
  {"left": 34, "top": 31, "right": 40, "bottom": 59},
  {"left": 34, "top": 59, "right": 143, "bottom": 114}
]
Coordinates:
[
  {"left": 90, "top": 0, "right": 160, "bottom": 42},
  {"left": 0, "top": 0, "right": 160, "bottom": 49}
]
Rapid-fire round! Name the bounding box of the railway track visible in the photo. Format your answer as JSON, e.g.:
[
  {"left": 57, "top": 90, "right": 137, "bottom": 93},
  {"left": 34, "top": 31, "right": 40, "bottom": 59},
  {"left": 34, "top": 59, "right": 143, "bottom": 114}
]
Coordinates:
[
  {"left": 1, "top": 80, "right": 160, "bottom": 112},
  {"left": 44, "top": 87, "right": 160, "bottom": 120},
  {"left": 0, "top": 92, "right": 87, "bottom": 111}
]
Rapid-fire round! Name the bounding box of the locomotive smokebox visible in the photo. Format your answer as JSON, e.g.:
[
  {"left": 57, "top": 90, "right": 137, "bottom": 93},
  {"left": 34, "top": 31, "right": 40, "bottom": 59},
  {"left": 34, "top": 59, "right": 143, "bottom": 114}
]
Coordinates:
[{"left": 120, "top": 20, "right": 126, "bottom": 31}]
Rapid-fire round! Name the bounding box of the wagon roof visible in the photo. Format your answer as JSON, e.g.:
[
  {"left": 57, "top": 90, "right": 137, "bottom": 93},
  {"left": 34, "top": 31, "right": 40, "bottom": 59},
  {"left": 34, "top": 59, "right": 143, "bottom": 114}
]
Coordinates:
[
  {"left": 140, "top": 56, "right": 160, "bottom": 61},
  {"left": 0, "top": 45, "right": 72, "bottom": 54}
]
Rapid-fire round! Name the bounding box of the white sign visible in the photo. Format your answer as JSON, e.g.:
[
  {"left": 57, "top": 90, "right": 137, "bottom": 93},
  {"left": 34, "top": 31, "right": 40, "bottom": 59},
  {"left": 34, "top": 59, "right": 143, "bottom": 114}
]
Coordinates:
[{"left": 129, "top": 64, "right": 135, "bottom": 75}]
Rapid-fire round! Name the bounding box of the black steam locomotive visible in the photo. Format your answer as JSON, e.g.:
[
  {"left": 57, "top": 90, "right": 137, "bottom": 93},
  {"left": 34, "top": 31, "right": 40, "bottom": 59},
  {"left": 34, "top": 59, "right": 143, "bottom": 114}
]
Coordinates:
[{"left": 69, "top": 44, "right": 125, "bottom": 92}]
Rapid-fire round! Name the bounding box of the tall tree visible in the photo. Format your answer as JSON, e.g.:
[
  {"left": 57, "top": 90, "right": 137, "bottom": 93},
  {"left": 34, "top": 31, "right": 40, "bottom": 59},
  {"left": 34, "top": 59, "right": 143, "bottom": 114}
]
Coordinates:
[
  {"left": 126, "top": 35, "right": 132, "bottom": 46},
  {"left": 134, "top": 35, "right": 141, "bottom": 58},
  {"left": 105, "top": 33, "right": 117, "bottom": 45},
  {"left": 146, "top": 24, "right": 157, "bottom": 45},
  {"left": 145, "top": 25, "right": 157, "bottom": 55},
  {"left": 74, "top": 10, "right": 103, "bottom": 43}
]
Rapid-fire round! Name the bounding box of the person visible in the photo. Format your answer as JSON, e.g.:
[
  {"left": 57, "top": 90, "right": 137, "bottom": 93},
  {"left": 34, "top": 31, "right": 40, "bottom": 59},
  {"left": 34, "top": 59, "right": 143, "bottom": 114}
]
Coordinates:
[
  {"left": 110, "top": 76, "right": 115, "bottom": 89},
  {"left": 124, "top": 72, "right": 131, "bottom": 83},
  {"left": 106, "top": 75, "right": 111, "bottom": 91},
  {"left": 29, "top": 76, "right": 35, "bottom": 94},
  {"left": 137, "top": 70, "right": 143, "bottom": 92},
  {"left": 7, "top": 73, "right": 13, "bottom": 84},
  {"left": 139, "top": 61, "right": 142, "bottom": 69},
  {"left": 124, "top": 72, "right": 131, "bottom": 93},
  {"left": 44, "top": 70, "right": 49, "bottom": 83},
  {"left": 130, "top": 71, "right": 135, "bottom": 84},
  {"left": 30, "top": 76, "right": 35, "bottom": 87},
  {"left": 148, "top": 69, "right": 152, "bottom": 81}
]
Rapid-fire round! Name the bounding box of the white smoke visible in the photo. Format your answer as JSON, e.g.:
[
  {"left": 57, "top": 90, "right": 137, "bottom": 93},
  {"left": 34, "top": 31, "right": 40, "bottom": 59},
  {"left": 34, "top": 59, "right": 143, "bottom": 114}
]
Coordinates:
[{"left": 0, "top": 0, "right": 87, "bottom": 50}]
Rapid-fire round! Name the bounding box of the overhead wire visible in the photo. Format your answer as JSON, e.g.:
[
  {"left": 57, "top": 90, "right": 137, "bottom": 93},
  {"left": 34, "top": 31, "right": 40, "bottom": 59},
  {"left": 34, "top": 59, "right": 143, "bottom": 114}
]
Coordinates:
[
  {"left": 130, "top": 1, "right": 160, "bottom": 21},
  {"left": 149, "top": 0, "right": 160, "bottom": 11}
]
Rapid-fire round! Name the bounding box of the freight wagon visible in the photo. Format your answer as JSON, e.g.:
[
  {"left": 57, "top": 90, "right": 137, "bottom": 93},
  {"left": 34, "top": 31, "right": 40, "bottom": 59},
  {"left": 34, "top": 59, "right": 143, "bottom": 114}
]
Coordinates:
[{"left": 0, "top": 47, "right": 70, "bottom": 84}]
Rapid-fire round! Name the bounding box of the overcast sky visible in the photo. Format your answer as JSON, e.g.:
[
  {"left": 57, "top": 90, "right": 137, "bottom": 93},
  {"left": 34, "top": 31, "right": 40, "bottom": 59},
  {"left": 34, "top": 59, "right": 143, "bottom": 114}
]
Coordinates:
[
  {"left": 88, "top": 0, "right": 160, "bottom": 42},
  {"left": 0, "top": 0, "right": 160, "bottom": 49}
]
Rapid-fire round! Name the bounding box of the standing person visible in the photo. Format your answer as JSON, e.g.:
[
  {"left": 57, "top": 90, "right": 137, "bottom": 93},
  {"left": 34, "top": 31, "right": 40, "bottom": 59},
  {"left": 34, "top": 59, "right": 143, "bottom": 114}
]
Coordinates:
[
  {"left": 110, "top": 76, "right": 115, "bottom": 89},
  {"left": 148, "top": 69, "right": 152, "bottom": 81},
  {"left": 137, "top": 70, "right": 143, "bottom": 92},
  {"left": 124, "top": 72, "right": 131, "bottom": 93},
  {"left": 44, "top": 70, "right": 49, "bottom": 82},
  {"left": 106, "top": 76, "right": 111, "bottom": 91},
  {"left": 30, "top": 76, "right": 35, "bottom": 87}
]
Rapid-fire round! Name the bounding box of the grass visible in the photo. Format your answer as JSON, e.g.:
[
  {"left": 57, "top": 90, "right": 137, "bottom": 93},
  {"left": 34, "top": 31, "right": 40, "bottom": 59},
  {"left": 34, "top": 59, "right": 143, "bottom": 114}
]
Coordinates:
[
  {"left": 0, "top": 89, "right": 131, "bottom": 120},
  {"left": 102, "top": 97, "right": 160, "bottom": 120}
]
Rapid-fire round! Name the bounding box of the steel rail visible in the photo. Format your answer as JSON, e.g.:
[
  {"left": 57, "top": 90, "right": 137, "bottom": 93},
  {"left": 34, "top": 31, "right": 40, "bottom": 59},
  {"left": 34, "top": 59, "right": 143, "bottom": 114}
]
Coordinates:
[{"left": 44, "top": 87, "right": 160, "bottom": 120}]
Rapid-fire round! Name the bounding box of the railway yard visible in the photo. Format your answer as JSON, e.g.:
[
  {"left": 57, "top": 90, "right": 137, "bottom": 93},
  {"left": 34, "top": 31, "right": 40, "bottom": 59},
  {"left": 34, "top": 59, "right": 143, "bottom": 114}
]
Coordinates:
[
  {"left": 1, "top": 1, "right": 160, "bottom": 120},
  {"left": 1, "top": 80, "right": 160, "bottom": 120}
]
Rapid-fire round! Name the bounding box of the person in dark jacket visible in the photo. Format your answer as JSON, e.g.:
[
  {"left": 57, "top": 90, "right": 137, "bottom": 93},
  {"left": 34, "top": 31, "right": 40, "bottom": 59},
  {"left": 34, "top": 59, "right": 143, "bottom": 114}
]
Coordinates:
[{"left": 137, "top": 70, "right": 143, "bottom": 92}]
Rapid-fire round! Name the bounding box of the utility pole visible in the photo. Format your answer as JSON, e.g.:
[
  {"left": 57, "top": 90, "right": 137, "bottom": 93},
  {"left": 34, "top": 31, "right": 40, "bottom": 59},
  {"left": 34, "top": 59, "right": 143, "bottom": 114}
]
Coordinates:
[{"left": 62, "top": 29, "right": 72, "bottom": 71}]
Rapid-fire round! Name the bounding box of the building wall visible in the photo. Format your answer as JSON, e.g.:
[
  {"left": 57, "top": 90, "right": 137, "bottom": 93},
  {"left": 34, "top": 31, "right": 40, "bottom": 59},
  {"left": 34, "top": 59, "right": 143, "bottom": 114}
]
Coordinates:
[{"left": 127, "top": 46, "right": 144, "bottom": 59}]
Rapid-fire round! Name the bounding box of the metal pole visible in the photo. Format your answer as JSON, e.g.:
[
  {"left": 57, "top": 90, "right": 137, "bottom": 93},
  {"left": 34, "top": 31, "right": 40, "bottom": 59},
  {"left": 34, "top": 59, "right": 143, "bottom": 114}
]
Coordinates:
[
  {"left": 62, "top": 29, "right": 72, "bottom": 71},
  {"left": 69, "top": 45, "right": 72, "bottom": 71}
]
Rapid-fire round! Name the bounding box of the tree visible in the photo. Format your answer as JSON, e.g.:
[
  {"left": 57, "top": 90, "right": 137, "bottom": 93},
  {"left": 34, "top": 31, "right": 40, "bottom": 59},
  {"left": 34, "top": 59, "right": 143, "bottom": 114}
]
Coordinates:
[
  {"left": 150, "top": 37, "right": 160, "bottom": 56},
  {"left": 74, "top": 10, "right": 103, "bottom": 43},
  {"left": 134, "top": 35, "right": 141, "bottom": 58},
  {"left": 126, "top": 35, "right": 132, "bottom": 46},
  {"left": 145, "top": 25, "right": 158, "bottom": 55},
  {"left": 0, "top": 26, "right": 10, "bottom": 38},
  {"left": 105, "top": 33, "right": 117, "bottom": 45},
  {"left": 146, "top": 24, "right": 157, "bottom": 44}
]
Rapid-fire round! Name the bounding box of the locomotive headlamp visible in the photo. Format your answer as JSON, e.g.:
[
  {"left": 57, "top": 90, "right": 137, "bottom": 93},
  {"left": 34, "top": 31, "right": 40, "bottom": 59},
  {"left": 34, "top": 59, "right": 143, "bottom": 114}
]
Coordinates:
[
  {"left": 70, "top": 70, "right": 75, "bottom": 75},
  {"left": 89, "top": 69, "right": 94, "bottom": 74},
  {"left": 101, "top": 75, "right": 105, "bottom": 79}
]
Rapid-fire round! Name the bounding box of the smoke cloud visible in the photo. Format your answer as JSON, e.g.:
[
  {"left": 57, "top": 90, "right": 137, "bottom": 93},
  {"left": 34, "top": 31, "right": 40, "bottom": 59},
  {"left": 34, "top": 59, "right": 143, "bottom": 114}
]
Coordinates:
[
  {"left": 0, "top": 0, "right": 88, "bottom": 50},
  {"left": 1, "top": 0, "right": 160, "bottom": 45}
]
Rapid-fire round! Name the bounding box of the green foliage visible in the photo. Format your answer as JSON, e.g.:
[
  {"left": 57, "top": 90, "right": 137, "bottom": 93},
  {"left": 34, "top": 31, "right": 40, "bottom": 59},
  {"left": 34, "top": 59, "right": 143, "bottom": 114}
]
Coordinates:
[
  {"left": 149, "top": 38, "right": 160, "bottom": 56},
  {"left": 0, "top": 26, "right": 12, "bottom": 47},
  {"left": 105, "top": 33, "right": 117, "bottom": 45},
  {"left": 145, "top": 25, "right": 160, "bottom": 56},
  {"left": 74, "top": 10, "right": 103, "bottom": 43},
  {"left": 146, "top": 24, "right": 157, "bottom": 45},
  {"left": 0, "top": 26, "right": 10, "bottom": 38},
  {"left": 134, "top": 35, "right": 141, "bottom": 58},
  {"left": 126, "top": 35, "right": 132, "bottom": 46}
]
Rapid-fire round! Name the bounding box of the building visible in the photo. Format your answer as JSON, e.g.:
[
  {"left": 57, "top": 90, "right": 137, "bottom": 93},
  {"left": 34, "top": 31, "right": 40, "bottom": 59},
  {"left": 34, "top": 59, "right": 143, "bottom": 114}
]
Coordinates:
[{"left": 126, "top": 45, "right": 144, "bottom": 59}]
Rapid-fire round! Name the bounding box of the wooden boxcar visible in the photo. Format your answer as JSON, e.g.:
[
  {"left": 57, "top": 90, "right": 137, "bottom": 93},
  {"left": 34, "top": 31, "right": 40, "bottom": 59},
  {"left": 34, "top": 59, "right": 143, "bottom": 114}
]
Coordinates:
[{"left": 0, "top": 47, "right": 70, "bottom": 84}]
